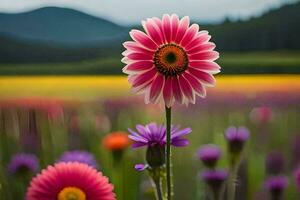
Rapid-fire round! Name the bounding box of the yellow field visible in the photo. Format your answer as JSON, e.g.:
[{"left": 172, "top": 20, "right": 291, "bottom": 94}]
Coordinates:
[{"left": 0, "top": 75, "right": 299, "bottom": 99}]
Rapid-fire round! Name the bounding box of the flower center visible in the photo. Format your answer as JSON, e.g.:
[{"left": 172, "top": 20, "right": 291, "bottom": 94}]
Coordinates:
[
  {"left": 58, "top": 187, "right": 86, "bottom": 200},
  {"left": 154, "top": 43, "right": 188, "bottom": 76}
]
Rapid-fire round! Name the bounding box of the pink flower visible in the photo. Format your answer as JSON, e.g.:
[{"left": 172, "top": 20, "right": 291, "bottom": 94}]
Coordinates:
[
  {"left": 26, "top": 162, "right": 116, "bottom": 200},
  {"left": 122, "top": 14, "right": 220, "bottom": 107}
]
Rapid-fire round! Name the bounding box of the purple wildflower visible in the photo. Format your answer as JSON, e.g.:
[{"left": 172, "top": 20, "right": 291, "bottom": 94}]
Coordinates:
[
  {"left": 58, "top": 150, "right": 99, "bottom": 169},
  {"left": 8, "top": 153, "right": 39, "bottom": 175},
  {"left": 224, "top": 126, "right": 250, "bottom": 154},
  {"left": 201, "top": 169, "right": 228, "bottom": 199},
  {"left": 197, "top": 144, "right": 221, "bottom": 168},
  {"left": 128, "top": 122, "right": 191, "bottom": 148},
  {"left": 266, "top": 151, "right": 284, "bottom": 175},
  {"left": 265, "top": 176, "right": 288, "bottom": 198}
]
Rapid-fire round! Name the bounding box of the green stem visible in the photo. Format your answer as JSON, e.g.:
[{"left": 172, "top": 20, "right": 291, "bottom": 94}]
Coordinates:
[
  {"left": 227, "top": 158, "right": 239, "bottom": 200},
  {"left": 154, "top": 177, "right": 164, "bottom": 200},
  {"left": 165, "top": 106, "right": 172, "bottom": 200}
]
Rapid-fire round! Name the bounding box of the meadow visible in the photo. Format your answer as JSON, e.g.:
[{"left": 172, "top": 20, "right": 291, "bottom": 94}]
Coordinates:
[
  {"left": 0, "top": 75, "right": 300, "bottom": 199},
  {"left": 0, "top": 51, "right": 300, "bottom": 75}
]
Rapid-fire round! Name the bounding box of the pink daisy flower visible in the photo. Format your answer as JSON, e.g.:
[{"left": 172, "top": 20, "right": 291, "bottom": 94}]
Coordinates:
[
  {"left": 26, "top": 162, "right": 116, "bottom": 200},
  {"left": 122, "top": 14, "right": 220, "bottom": 107}
]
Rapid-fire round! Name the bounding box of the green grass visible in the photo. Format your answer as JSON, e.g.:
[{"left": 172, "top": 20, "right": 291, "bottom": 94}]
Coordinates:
[{"left": 0, "top": 51, "right": 299, "bottom": 75}]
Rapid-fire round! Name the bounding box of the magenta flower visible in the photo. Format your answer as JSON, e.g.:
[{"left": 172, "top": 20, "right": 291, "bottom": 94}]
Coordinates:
[
  {"left": 201, "top": 169, "right": 228, "bottom": 199},
  {"left": 197, "top": 144, "right": 221, "bottom": 168},
  {"left": 26, "top": 162, "right": 116, "bottom": 200},
  {"left": 8, "top": 153, "right": 39, "bottom": 175},
  {"left": 128, "top": 122, "right": 191, "bottom": 148},
  {"left": 122, "top": 14, "right": 220, "bottom": 107}
]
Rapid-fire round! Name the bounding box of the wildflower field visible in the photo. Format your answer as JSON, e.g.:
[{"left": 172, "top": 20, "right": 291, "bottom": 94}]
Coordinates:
[{"left": 0, "top": 75, "right": 299, "bottom": 199}]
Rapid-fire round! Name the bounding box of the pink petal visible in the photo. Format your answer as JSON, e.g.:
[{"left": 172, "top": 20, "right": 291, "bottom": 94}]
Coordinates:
[
  {"left": 123, "top": 41, "right": 154, "bottom": 54},
  {"left": 189, "top": 61, "right": 221, "bottom": 73},
  {"left": 123, "top": 61, "right": 154, "bottom": 73},
  {"left": 187, "top": 68, "right": 216, "bottom": 86},
  {"left": 185, "top": 31, "right": 211, "bottom": 50},
  {"left": 178, "top": 75, "right": 195, "bottom": 103},
  {"left": 142, "top": 19, "right": 164, "bottom": 45},
  {"left": 172, "top": 77, "right": 183, "bottom": 104},
  {"left": 149, "top": 74, "right": 164, "bottom": 103},
  {"left": 170, "top": 14, "right": 179, "bottom": 42},
  {"left": 130, "top": 30, "right": 158, "bottom": 50},
  {"left": 183, "top": 72, "right": 206, "bottom": 97},
  {"left": 189, "top": 51, "right": 219, "bottom": 61},
  {"left": 175, "top": 16, "right": 190, "bottom": 44},
  {"left": 187, "top": 42, "right": 216, "bottom": 54},
  {"left": 132, "top": 68, "right": 157, "bottom": 87},
  {"left": 180, "top": 24, "right": 199, "bottom": 47},
  {"left": 127, "top": 52, "right": 153, "bottom": 61},
  {"left": 163, "top": 77, "right": 173, "bottom": 107},
  {"left": 162, "top": 14, "right": 172, "bottom": 43}
]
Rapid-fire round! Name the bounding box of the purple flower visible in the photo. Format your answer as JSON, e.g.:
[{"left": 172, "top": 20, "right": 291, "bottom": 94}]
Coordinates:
[
  {"left": 135, "top": 164, "right": 149, "bottom": 171},
  {"left": 58, "top": 150, "right": 99, "bottom": 169},
  {"left": 265, "top": 176, "right": 288, "bottom": 197},
  {"left": 128, "top": 122, "right": 191, "bottom": 148},
  {"left": 201, "top": 169, "right": 228, "bottom": 198},
  {"left": 225, "top": 126, "right": 250, "bottom": 154},
  {"left": 294, "top": 168, "right": 300, "bottom": 191},
  {"left": 266, "top": 151, "right": 284, "bottom": 175},
  {"left": 197, "top": 144, "right": 221, "bottom": 168},
  {"left": 8, "top": 153, "right": 39, "bottom": 175}
]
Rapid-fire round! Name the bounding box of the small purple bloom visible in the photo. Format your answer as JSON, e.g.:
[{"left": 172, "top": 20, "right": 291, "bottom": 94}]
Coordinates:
[
  {"left": 135, "top": 164, "right": 149, "bottom": 171},
  {"left": 201, "top": 169, "right": 228, "bottom": 198},
  {"left": 266, "top": 151, "right": 284, "bottom": 175},
  {"left": 8, "top": 153, "right": 39, "bottom": 175},
  {"left": 294, "top": 168, "right": 300, "bottom": 191},
  {"left": 58, "top": 150, "right": 99, "bottom": 169},
  {"left": 197, "top": 144, "right": 221, "bottom": 168},
  {"left": 225, "top": 126, "right": 250, "bottom": 154},
  {"left": 265, "top": 176, "right": 288, "bottom": 197},
  {"left": 128, "top": 122, "right": 191, "bottom": 148}
]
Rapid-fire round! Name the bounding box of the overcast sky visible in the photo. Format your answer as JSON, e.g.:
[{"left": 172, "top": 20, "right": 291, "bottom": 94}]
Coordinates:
[{"left": 0, "top": 0, "right": 295, "bottom": 25}]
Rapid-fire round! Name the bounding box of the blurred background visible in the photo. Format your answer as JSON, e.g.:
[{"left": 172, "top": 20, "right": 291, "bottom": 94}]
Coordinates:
[{"left": 0, "top": 0, "right": 300, "bottom": 199}]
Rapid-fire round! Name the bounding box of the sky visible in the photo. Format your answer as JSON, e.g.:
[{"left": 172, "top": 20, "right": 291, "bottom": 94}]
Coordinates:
[{"left": 0, "top": 0, "right": 295, "bottom": 25}]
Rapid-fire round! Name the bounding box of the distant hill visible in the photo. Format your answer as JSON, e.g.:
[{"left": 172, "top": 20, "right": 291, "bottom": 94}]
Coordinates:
[
  {"left": 0, "top": 3, "right": 299, "bottom": 63},
  {"left": 0, "top": 7, "right": 128, "bottom": 46},
  {"left": 205, "top": 2, "right": 300, "bottom": 51}
]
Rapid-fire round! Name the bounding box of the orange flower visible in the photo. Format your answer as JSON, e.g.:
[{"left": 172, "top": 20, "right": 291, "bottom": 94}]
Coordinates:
[{"left": 102, "top": 131, "right": 131, "bottom": 151}]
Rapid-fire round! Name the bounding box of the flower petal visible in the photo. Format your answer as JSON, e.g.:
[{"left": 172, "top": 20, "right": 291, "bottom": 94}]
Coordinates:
[
  {"left": 127, "top": 52, "right": 153, "bottom": 61},
  {"left": 180, "top": 24, "right": 199, "bottom": 47},
  {"left": 130, "top": 29, "right": 158, "bottom": 50},
  {"left": 183, "top": 72, "right": 206, "bottom": 97},
  {"left": 123, "top": 61, "right": 154, "bottom": 74},
  {"left": 172, "top": 76, "right": 183, "bottom": 104},
  {"left": 189, "top": 61, "right": 221, "bottom": 74},
  {"left": 187, "top": 42, "right": 216, "bottom": 55},
  {"left": 131, "top": 68, "right": 157, "bottom": 88},
  {"left": 171, "top": 127, "right": 192, "bottom": 139},
  {"left": 149, "top": 74, "right": 164, "bottom": 103},
  {"left": 123, "top": 41, "right": 154, "bottom": 54},
  {"left": 187, "top": 68, "right": 216, "bottom": 86},
  {"left": 178, "top": 75, "right": 195, "bottom": 104},
  {"left": 185, "top": 31, "right": 211, "bottom": 50},
  {"left": 170, "top": 14, "right": 179, "bottom": 42},
  {"left": 142, "top": 19, "right": 164, "bottom": 45},
  {"left": 175, "top": 16, "right": 190, "bottom": 44},
  {"left": 162, "top": 14, "right": 172, "bottom": 43},
  {"left": 163, "top": 77, "right": 174, "bottom": 108},
  {"left": 189, "top": 51, "right": 219, "bottom": 61},
  {"left": 171, "top": 138, "right": 189, "bottom": 147}
]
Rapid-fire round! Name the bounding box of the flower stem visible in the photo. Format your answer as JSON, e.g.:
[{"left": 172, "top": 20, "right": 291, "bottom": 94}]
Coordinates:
[
  {"left": 154, "top": 177, "right": 164, "bottom": 200},
  {"left": 165, "top": 106, "right": 172, "bottom": 200},
  {"left": 227, "top": 157, "right": 239, "bottom": 200}
]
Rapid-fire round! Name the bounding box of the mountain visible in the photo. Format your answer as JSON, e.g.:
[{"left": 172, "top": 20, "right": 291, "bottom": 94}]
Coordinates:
[
  {"left": 0, "top": 2, "right": 299, "bottom": 63},
  {"left": 0, "top": 7, "right": 128, "bottom": 46}
]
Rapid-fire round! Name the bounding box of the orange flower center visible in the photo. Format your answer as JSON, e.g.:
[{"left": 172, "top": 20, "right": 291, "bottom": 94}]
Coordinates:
[
  {"left": 154, "top": 43, "right": 188, "bottom": 76},
  {"left": 58, "top": 187, "right": 86, "bottom": 200}
]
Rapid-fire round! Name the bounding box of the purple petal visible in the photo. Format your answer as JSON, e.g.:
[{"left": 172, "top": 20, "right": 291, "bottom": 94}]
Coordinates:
[{"left": 135, "top": 163, "right": 148, "bottom": 171}]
